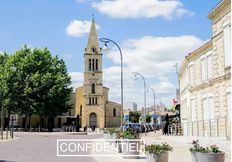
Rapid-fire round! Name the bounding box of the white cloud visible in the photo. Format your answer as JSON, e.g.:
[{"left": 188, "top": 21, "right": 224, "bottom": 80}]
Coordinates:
[
  {"left": 70, "top": 35, "right": 205, "bottom": 109},
  {"left": 102, "top": 35, "right": 204, "bottom": 108},
  {"left": 106, "top": 35, "right": 204, "bottom": 77},
  {"left": 66, "top": 20, "right": 100, "bottom": 37},
  {"left": 69, "top": 72, "right": 83, "bottom": 89},
  {"left": 92, "top": 0, "right": 193, "bottom": 20}
]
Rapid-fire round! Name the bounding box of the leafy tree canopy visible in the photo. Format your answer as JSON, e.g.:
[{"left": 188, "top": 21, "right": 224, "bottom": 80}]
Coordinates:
[{"left": 0, "top": 45, "right": 72, "bottom": 120}]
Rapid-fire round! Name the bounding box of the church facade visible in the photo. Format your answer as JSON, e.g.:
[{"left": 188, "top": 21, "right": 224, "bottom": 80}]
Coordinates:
[{"left": 75, "top": 19, "right": 122, "bottom": 128}]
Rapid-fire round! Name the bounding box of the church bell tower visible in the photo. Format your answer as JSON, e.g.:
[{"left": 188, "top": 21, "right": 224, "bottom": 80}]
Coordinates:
[{"left": 82, "top": 18, "right": 105, "bottom": 128}]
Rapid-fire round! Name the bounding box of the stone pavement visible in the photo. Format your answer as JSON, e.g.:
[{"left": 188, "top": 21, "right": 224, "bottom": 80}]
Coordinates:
[
  {"left": 0, "top": 131, "right": 230, "bottom": 162},
  {"left": 0, "top": 132, "right": 101, "bottom": 162},
  {"left": 93, "top": 131, "right": 231, "bottom": 162}
]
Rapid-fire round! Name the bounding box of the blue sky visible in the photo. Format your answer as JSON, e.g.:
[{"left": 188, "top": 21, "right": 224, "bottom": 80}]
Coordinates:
[{"left": 0, "top": 0, "right": 219, "bottom": 109}]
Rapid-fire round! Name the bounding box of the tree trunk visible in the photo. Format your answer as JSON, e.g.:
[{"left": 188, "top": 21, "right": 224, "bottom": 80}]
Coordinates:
[
  {"left": 39, "top": 116, "right": 42, "bottom": 132},
  {"left": 28, "top": 114, "right": 32, "bottom": 132},
  {"left": 6, "top": 114, "right": 9, "bottom": 139},
  {"left": 48, "top": 116, "right": 54, "bottom": 132}
]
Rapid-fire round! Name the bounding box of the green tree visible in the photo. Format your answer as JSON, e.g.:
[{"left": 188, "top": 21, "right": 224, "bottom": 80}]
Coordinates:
[
  {"left": 1, "top": 46, "right": 72, "bottom": 131},
  {"left": 146, "top": 115, "right": 152, "bottom": 123},
  {"left": 129, "top": 111, "right": 141, "bottom": 123}
]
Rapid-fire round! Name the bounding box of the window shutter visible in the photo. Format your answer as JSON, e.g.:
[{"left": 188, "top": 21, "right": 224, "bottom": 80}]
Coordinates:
[
  {"left": 209, "top": 97, "right": 214, "bottom": 119},
  {"left": 203, "top": 98, "right": 209, "bottom": 120},
  {"left": 227, "top": 93, "right": 231, "bottom": 120},
  {"left": 224, "top": 25, "right": 231, "bottom": 67},
  {"left": 201, "top": 58, "right": 207, "bottom": 82},
  {"left": 190, "top": 99, "right": 196, "bottom": 121},
  {"left": 207, "top": 55, "right": 213, "bottom": 79}
]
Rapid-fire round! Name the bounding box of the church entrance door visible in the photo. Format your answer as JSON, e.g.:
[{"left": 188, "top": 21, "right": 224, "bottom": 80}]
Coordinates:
[{"left": 89, "top": 112, "right": 97, "bottom": 127}]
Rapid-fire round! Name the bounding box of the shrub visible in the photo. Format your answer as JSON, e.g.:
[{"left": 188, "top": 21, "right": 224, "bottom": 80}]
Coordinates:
[
  {"left": 122, "top": 128, "right": 140, "bottom": 139},
  {"left": 190, "top": 139, "right": 222, "bottom": 153},
  {"left": 145, "top": 143, "right": 173, "bottom": 154}
]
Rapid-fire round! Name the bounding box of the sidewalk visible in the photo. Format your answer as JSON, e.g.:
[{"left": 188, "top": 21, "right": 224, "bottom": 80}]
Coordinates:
[
  {"left": 142, "top": 132, "right": 231, "bottom": 162},
  {"left": 93, "top": 131, "right": 231, "bottom": 162}
]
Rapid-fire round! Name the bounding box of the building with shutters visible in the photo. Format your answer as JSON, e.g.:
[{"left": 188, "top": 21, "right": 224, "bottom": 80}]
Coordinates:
[
  {"left": 74, "top": 18, "right": 122, "bottom": 128},
  {"left": 179, "top": 0, "right": 231, "bottom": 139}
]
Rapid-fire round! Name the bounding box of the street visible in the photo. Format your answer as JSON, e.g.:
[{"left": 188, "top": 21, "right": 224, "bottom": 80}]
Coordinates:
[
  {"left": 0, "top": 132, "right": 102, "bottom": 162},
  {"left": 0, "top": 132, "right": 231, "bottom": 162}
]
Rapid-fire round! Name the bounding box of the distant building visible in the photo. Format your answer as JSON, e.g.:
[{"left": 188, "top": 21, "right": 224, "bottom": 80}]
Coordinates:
[
  {"left": 74, "top": 18, "right": 121, "bottom": 128},
  {"left": 179, "top": 0, "right": 231, "bottom": 139},
  {"left": 132, "top": 102, "right": 138, "bottom": 111}
]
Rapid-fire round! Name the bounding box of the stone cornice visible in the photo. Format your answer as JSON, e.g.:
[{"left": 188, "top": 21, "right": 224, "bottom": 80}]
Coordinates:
[
  {"left": 208, "top": 0, "right": 231, "bottom": 20},
  {"left": 189, "top": 73, "right": 231, "bottom": 93},
  {"left": 187, "top": 41, "right": 212, "bottom": 60},
  {"left": 179, "top": 41, "right": 212, "bottom": 75}
]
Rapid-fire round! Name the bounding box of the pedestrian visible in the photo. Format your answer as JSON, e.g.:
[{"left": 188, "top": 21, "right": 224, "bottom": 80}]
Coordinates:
[{"left": 163, "top": 114, "right": 169, "bottom": 135}]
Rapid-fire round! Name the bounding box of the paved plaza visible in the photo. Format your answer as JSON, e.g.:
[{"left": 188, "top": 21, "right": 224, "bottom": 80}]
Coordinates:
[
  {"left": 0, "top": 131, "right": 231, "bottom": 162},
  {"left": 0, "top": 132, "right": 101, "bottom": 162}
]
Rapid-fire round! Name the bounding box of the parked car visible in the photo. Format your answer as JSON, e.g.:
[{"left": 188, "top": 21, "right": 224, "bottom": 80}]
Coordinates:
[
  {"left": 123, "top": 123, "right": 142, "bottom": 133},
  {"left": 141, "top": 124, "right": 146, "bottom": 133}
]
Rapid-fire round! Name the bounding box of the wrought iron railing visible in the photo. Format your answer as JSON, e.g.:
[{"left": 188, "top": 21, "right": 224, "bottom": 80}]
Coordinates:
[{"left": 170, "top": 116, "right": 229, "bottom": 137}]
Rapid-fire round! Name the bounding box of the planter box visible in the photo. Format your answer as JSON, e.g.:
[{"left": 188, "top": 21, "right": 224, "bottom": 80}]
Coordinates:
[
  {"left": 122, "top": 140, "right": 140, "bottom": 159},
  {"left": 190, "top": 151, "right": 225, "bottom": 162},
  {"left": 146, "top": 152, "right": 169, "bottom": 162}
]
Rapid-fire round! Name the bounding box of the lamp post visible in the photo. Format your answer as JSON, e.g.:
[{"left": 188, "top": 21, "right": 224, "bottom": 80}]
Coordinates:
[
  {"left": 99, "top": 38, "right": 124, "bottom": 129},
  {"left": 132, "top": 72, "right": 147, "bottom": 133},
  {"left": 147, "top": 87, "right": 156, "bottom": 132},
  {"left": 147, "top": 87, "right": 156, "bottom": 115}
]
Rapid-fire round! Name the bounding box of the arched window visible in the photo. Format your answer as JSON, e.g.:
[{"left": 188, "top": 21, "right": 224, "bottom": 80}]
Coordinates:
[
  {"left": 89, "top": 59, "right": 91, "bottom": 71},
  {"left": 92, "top": 97, "right": 95, "bottom": 105},
  {"left": 80, "top": 105, "right": 82, "bottom": 116},
  {"left": 92, "top": 47, "right": 96, "bottom": 53},
  {"left": 89, "top": 97, "right": 91, "bottom": 105},
  {"left": 113, "top": 108, "right": 116, "bottom": 117},
  {"left": 95, "top": 97, "right": 98, "bottom": 105},
  {"left": 96, "top": 59, "right": 98, "bottom": 71},
  {"left": 91, "top": 83, "right": 96, "bottom": 94},
  {"left": 92, "top": 59, "right": 95, "bottom": 70}
]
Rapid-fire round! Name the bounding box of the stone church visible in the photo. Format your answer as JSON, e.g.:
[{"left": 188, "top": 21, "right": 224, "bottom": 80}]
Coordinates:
[{"left": 75, "top": 19, "right": 122, "bottom": 128}]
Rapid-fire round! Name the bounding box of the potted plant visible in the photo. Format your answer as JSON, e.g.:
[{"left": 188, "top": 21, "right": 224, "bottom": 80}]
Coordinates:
[
  {"left": 121, "top": 128, "right": 141, "bottom": 159},
  {"left": 145, "top": 143, "right": 173, "bottom": 162},
  {"left": 190, "top": 139, "right": 225, "bottom": 162}
]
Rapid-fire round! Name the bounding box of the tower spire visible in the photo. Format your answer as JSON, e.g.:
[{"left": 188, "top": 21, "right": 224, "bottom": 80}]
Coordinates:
[{"left": 87, "top": 17, "right": 99, "bottom": 51}]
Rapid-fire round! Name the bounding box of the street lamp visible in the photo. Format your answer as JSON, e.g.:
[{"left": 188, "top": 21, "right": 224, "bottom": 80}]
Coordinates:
[
  {"left": 132, "top": 72, "right": 147, "bottom": 125},
  {"left": 99, "top": 38, "right": 124, "bottom": 129},
  {"left": 147, "top": 87, "right": 156, "bottom": 115},
  {"left": 147, "top": 87, "right": 156, "bottom": 132}
]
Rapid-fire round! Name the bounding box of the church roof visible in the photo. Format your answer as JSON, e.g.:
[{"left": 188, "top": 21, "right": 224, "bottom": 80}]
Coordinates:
[{"left": 87, "top": 18, "right": 99, "bottom": 50}]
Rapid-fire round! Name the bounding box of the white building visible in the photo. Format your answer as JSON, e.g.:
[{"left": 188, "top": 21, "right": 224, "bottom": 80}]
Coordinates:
[{"left": 179, "top": 0, "right": 231, "bottom": 139}]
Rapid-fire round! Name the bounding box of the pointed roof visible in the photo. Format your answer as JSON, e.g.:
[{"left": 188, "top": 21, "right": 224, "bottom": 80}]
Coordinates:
[{"left": 87, "top": 18, "right": 99, "bottom": 50}]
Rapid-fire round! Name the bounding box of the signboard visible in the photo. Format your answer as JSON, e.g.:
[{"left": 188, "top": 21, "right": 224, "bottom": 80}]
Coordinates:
[{"left": 9, "top": 114, "right": 18, "bottom": 126}]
